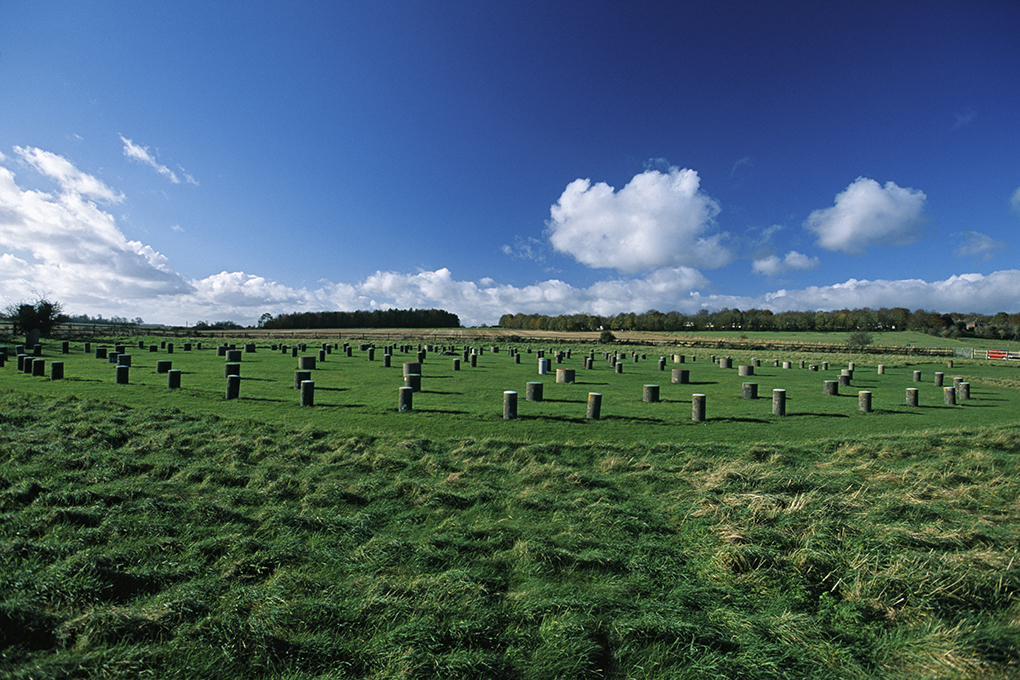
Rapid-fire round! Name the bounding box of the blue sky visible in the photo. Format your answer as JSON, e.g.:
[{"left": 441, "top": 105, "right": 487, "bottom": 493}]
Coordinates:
[{"left": 1, "top": 1, "right": 1018, "bottom": 326}]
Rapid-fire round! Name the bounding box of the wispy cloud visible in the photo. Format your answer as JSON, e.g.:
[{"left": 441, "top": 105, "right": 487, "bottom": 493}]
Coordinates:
[
  {"left": 501, "top": 235, "right": 545, "bottom": 262},
  {"left": 14, "top": 145, "right": 123, "bottom": 203},
  {"left": 1011, "top": 187, "right": 1020, "bottom": 215},
  {"left": 752, "top": 250, "right": 820, "bottom": 277},
  {"left": 954, "top": 231, "right": 1007, "bottom": 262},
  {"left": 730, "top": 156, "right": 752, "bottom": 177},
  {"left": 952, "top": 107, "right": 977, "bottom": 130},
  {"left": 547, "top": 166, "right": 729, "bottom": 273},
  {"left": 120, "top": 135, "right": 198, "bottom": 185},
  {"left": 804, "top": 177, "right": 927, "bottom": 255}
]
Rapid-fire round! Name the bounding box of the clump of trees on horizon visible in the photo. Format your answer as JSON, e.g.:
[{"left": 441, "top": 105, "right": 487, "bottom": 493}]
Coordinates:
[
  {"left": 499, "top": 307, "right": 1020, "bottom": 341},
  {"left": 259, "top": 308, "right": 461, "bottom": 330}
]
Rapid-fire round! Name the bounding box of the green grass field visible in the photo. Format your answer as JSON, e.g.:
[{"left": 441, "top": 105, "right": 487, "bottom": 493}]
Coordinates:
[{"left": 1, "top": 335, "right": 1018, "bottom": 678}]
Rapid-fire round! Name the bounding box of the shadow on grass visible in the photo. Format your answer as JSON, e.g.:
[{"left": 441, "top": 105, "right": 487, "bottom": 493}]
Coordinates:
[
  {"left": 413, "top": 408, "right": 471, "bottom": 415},
  {"left": 783, "top": 412, "right": 852, "bottom": 419}
]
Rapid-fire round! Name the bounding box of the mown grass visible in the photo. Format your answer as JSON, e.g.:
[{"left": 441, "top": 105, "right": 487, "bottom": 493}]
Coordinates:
[
  {"left": 2, "top": 337, "right": 1018, "bottom": 445},
  {"left": 1, "top": 336, "right": 1018, "bottom": 678}
]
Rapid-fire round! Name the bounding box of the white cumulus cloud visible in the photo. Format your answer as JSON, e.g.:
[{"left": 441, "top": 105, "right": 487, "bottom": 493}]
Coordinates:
[
  {"left": 804, "top": 177, "right": 927, "bottom": 254},
  {"left": 547, "top": 166, "right": 729, "bottom": 272},
  {"left": 0, "top": 150, "right": 191, "bottom": 308},
  {"left": 752, "top": 250, "right": 820, "bottom": 276},
  {"left": 756, "top": 271, "right": 1020, "bottom": 315}
]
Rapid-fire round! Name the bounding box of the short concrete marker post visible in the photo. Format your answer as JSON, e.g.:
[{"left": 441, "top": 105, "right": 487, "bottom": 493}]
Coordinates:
[
  {"left": 906, "top": 388, "right": 919, "bottom": 407},
  {"left": 300, "top": 380, "right": 315, "bottom": 407},
  {"left": 503, "top": 390, "right": 517, "bottom": 419},
  {"left": 934, "top": 372, "right": 944, "bottom": 387},
  {"left": 294, "top": 370, "right": 312, "bottom": 389},
  {"left": 116, "top": 365, "right": 130, "bottom": 385},
  {"left": 823, "top": 380, "right": 839, "bottom": 396},
  {"left": 672, "top": 368, "right": 690, "bottom": 384},
  {"left": 944, "top": 386, "right": 957, "bottom": 405},
  {"left": 225, "top": 374, "right": 240, "bottom": 400},
  {"left": 157, "top": 360, "right": 172, "bottom": 374},
  {"left": 772, "top": 389, "right": 786, "bottom": 416},
  {"left": 586, "top": 392, "right": 602, "bottom": 420},
  {"left": 913, "top": 370, "right": 922, "bottom": 382},
  {"left": 742, "top": 382, "right": 758, "bottom": 399},
  {"left": 859, "top": 391, "right": 872, "bottom": 412},
  {"left": 168, "top": 370, "right": 181, "bottom": 389},
  {"left": 738, "top": 365, "right": 754, "bottom": 377},
  {"left": 643, "top": 384, "right": 660, "bottom": 403},
  {"left": 526, "top": 382, "right": 543, "bottom": 402},
  {"left": 51, "top": 362, "right": 63, "bottom": 380},
  {"left": 398, "top": 386, "right": 413, "bottom": 412},
  {"left": 692, "top": 394, "right": 707, "bottom": 421},
  {"left": 32, "top": 359, "right": 45, "bottom": 377}
]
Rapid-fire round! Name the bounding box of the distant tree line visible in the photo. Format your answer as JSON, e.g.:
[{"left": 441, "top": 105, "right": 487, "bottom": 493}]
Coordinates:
[
  {"left": 499, "top": 308, "right": 1020, "bottom": 341},
  {"left": 66, "top": 313, "right": 144, "bottom": 326},
  {"left": 261, "top": 308, "right": 461, "bottom": 330}
]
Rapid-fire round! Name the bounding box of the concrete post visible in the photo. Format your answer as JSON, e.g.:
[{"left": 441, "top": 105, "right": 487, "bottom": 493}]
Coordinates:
[
  {"left": 300, "top": 380, "right": 315, "bottom": 407},
  {"left": 398, "top": 386, "right": 413, "bottom": 412},
  {"left": 692, "top": 394, "right": 706, "bottom": 421},
  {"left": 906, "top": 388, "right": 919, "bottom": 407},
  {"left": 503, "top": 390, "right": 517, "bottom": 419},
  {"left": 772, "top": 389, "right": 786, "bottom": 416}
]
